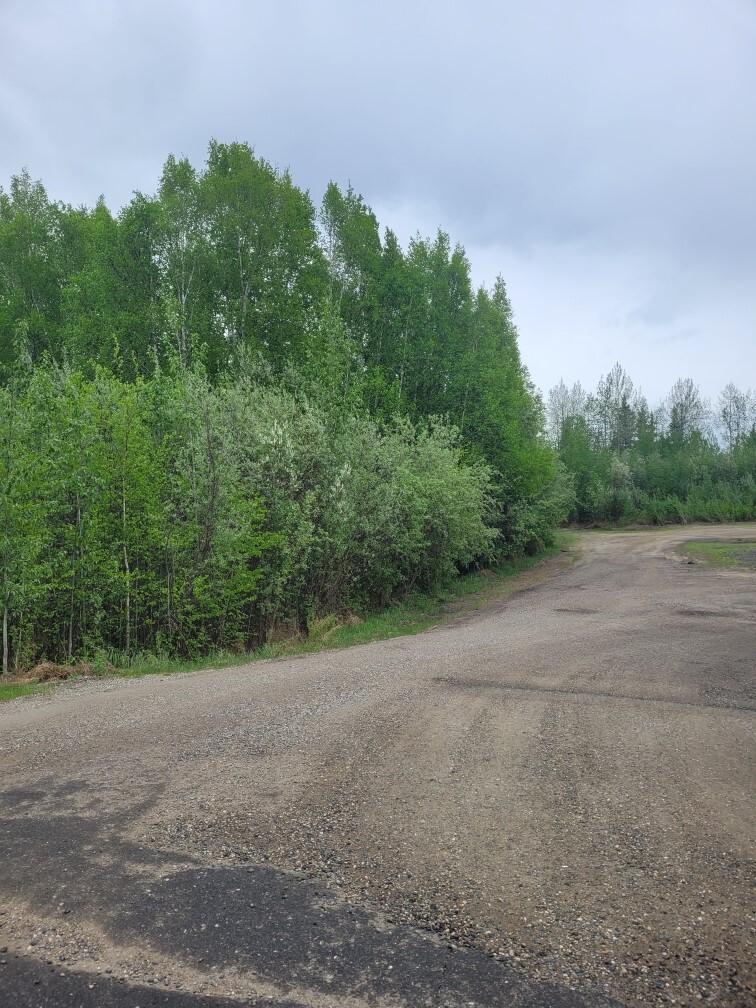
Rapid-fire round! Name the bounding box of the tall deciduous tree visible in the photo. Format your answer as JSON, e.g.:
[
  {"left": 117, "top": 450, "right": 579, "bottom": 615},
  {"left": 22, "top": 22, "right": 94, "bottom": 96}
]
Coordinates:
[
  {"left": 0, "top": 170, "right": 66, "bottom": 371},
  {"left": 154, "top": 156, "right": 212, "bottom": 367},
  {"left": 204, "top": 141, "right": 327, "bottom": 372},
  {"left": 546, "top": 379, "right": 587, "bottom": 448},
  {"left": 588, "top": 363, "right": 635, "bottom": 452},
  {"left": 663, "top": 378, "right": 710, "bottom": 442},
  {"left": 0, "top": 375, "right": 49, "bottom": 674},
  {"left": 717, "top": 383, "right": 755, "bottom": 451}
]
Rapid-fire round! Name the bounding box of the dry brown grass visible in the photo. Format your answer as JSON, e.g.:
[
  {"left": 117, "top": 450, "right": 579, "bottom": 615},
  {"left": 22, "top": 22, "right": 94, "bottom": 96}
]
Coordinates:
[{"left": 16, "top": 661, "right": 92, "bottom": 684}]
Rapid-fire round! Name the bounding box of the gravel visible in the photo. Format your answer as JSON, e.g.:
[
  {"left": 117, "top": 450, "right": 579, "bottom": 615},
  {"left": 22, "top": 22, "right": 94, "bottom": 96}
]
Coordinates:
[{"left": 1, "top": 524, "right": 754, "bottom": 1007}]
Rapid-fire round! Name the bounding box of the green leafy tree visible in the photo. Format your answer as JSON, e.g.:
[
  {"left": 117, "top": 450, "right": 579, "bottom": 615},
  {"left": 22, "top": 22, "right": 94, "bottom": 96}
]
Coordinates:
[
  {"left": 717, "top": 383, "right": 755, "bottom": 451},
  {"left": 0, "top": 378, "right": 49, "bottom": 674},
  {"left": 0, "top": 170, "right": 66, "bottom": 371},
  {"left": 203, "top": 142, "right": 327, "bottom": 372}
]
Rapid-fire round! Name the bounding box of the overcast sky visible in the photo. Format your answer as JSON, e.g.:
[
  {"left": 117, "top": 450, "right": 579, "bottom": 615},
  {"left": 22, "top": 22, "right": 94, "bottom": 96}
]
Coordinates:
[{"left": 2, "top": 0, "right": 754, "bottom": 404}]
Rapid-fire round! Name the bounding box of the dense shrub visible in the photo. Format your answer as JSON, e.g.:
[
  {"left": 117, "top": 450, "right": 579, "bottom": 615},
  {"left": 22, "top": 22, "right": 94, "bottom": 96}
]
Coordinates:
[{"left": 0, "top": 362, "right": 498, "bottom": 671}]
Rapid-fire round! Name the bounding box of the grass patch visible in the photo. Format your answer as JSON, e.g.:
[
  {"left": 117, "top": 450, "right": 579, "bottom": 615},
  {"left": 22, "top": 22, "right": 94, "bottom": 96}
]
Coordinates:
[
  {"left": 1, "top": 534, "right": 576, "bottom": 701},
  {"left": 679, "top": 538, "right": 756, "bottom": 570},
  {"left": 95, "top": 649, "right": 270, "bottom": 681},
  {"left": 0, "top": 681, "right": 53, "bottom": 703}
]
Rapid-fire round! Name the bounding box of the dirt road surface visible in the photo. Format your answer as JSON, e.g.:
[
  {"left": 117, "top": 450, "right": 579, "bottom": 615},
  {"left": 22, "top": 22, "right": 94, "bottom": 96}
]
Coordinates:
[{"left": 1, "top": 526, "right": 754, "bottom": 1008}]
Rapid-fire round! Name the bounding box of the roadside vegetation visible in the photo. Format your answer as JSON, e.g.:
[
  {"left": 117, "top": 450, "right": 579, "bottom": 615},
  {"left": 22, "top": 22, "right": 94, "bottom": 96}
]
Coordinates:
[
  {"left": 1, "top": 144, "right": 750, "bottom": 682},
  {"left": 0, "top": 143, "right": 570, "bottom": 679},
  {"left": 546, "top": 366, "right": 755, "bottom": 526},
  {"left": 548, "top": 368, "right": 753, "bottom": 528},
  {"left": 0, "top": 680, "right": 53, "bottom": 703},
  {"left": 678, "top": 538, "right": 756, "bottom": 570},
  {"left": 0, "top": 539, "right": 570, "bottom": 701}
]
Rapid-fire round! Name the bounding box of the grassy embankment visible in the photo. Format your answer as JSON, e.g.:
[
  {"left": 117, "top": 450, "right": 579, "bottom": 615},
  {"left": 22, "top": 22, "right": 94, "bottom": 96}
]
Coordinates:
[{"left": 0, "top": 534, "right": 576, "bottom": 703}]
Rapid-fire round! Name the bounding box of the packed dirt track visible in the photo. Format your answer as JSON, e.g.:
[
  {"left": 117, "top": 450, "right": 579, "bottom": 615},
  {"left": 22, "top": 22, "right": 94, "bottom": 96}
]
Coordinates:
[{"left": 1, "top": 525, "right": 754, "bottom": 1008}]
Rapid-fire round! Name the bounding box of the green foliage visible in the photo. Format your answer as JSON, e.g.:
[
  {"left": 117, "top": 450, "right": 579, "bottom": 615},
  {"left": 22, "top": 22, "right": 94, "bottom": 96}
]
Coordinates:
[
  {"left": 0, "top": 170, "right": 66, "bottom": 371},
  {"left": 0, "top": 143, "right": 574, "bottom": 671},
  {"left": 679, "top": 539, "right": 756, "bottom": 570},
  {"left": 0, "top": 362, "right": 501, "bottom": 671},
  {"left": 547, "top": 367, "right": 756, "bottom": 526},
  {"left": 0, "top": 377, "right": 49, "bottom": 673},
  {"left": 3, "top": 145, "right": 748, "bottom": 681},
  {"left": 0, "top": 680, "right": 52, "bottom": 702}
]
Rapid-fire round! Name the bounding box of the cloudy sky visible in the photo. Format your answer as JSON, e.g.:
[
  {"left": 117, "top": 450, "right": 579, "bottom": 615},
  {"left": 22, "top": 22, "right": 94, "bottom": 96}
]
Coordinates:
[{"left": 2, "top": 0, "right": 754, "bottom": 405}]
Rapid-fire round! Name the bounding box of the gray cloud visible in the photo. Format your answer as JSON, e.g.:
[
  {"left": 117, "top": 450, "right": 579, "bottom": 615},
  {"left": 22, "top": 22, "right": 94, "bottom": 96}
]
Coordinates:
[{"left": 1, "top": 0, "right": 754, "bottom": 400}]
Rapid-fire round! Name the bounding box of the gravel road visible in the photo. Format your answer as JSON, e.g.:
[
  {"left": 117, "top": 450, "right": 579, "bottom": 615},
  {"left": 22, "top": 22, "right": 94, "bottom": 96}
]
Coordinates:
[{"left": 1, "top": 526, "right": 754, "bottom": 1007}]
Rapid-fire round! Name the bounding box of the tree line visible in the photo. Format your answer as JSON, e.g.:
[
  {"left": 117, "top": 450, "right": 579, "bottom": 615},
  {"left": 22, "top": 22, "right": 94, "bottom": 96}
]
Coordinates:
[
  {"left": 1, "top": 361, "right": 504, "bottom": 674},
  {"left": 0, "top": 142, "right": 569, "bottom": 675},
  {"left": 3, "top": 143, "right": 750, "bottom": 675},
  {"left": 546, "top": 365, "right": 756, "bottom": 525}
]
